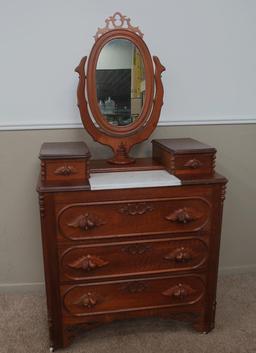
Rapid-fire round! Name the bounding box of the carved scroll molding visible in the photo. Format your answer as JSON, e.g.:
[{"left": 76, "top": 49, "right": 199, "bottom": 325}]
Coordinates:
[
  {"left": 40, "top": 161, "right": 46, "bottom": 182},
  {"left": 184, "top": 159, "right": 203, "bottom": 169},
  {"left": 109, "top": 141, "right": 135, "bottom": 164},
  {"left": 54, "top": 165, "right": 78, "bottom": 176},
  {"left": 122, "top": 281, "right": 147, "bottom": 294},
  {"left": 94, "top": 12, "right": 143, "bottom": 40},
  {"left": 122, "top": 243, "right": 151, "bottom": 255},
  {"left": 212, "top": 154, "right": 216, "bottom": 171},
  {"left": 68, "top": 213, "right": 105, "bottom": 231},
  {"left": 68, "top": 255, "right": 109, "bottom": 272},
  {"left": 221, "top": 184, "right": 227, "bottom": 205},
  {"left": 164, "top": 247, "right": 193, "bottom": 263},
  {"left": 39, "top": 194, "right": 45, "bottom": 217},
  {"left": 162, "top": 283, "right": 196, "bottom": 299},
  {"left": 119, "top": 202, "right": 153, "bottom": 216},
  {"left": 170, "top": 155, "right": 175, "bottom": 174},
  {"left": 75, "top": 292, "right": 97, "bottom": 308},
  {"left": 165, "top": 207, "right": 200, "bottom": 224}
]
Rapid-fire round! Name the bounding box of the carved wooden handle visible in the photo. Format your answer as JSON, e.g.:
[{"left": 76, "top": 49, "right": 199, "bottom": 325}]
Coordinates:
[
  {"left": 164, "top": 247, "right": 192, "bottom": 263},
  {"left": 68, "top": 255, "right": 109, "bottom": 272},
  {"left": 54, "top": 165, "right": 77, "bottom": 176},
  {"left": 68, "top": 213, "right": 105, "bottom": 231},
  {"left": 184, "top": 159, "right": 203, "bottom": 169},
  {"left": 77, "top": 293, "right": 97, "bottom": 308},
  {"left": 162, "top": 283, "right": 194, "bottom": 300},
  {"left": 174, "top": 251, "right": 192, "bottom": 263},
  {"left": 165, "top": 208, "right": 198, "bottom": 224},
  {"left": 171, "top": 284, "right": 189, "bottom": 299}
]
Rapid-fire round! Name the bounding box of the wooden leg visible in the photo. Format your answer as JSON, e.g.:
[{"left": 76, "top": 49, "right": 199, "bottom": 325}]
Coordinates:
[{"left": 193, "top": 312, "right": 214, "bottom": 334}]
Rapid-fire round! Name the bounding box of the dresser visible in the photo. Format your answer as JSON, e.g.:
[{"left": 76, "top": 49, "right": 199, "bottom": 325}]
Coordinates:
[
  {"left": 37, "top": 138, "right": 227, "bottom": 350},
  {"left": 37, "top": 12, "right": 227, "bottom": 350}
]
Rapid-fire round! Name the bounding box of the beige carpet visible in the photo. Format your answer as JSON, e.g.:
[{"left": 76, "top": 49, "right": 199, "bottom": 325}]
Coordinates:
[{"left": 0, "top": 273, "right": 256, "bottom": 353}]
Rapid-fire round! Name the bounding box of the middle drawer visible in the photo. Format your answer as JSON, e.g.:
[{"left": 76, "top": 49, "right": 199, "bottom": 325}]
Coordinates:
[{"left": 58, "top": 237, "right": 208, "bottom": 282}]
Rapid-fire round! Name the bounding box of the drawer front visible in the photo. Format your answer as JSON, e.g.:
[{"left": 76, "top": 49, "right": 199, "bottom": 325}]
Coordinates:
[
  {"left": 59, "top": 238, "right": 208, "bottom": 282},
  {"left": 57, "top": 197, "right": 210, "bottom": 241},
  {"left": 174, "top": 153, "right": 215, "bottom": 177},
  {"left": 61, "top": 275, "right": 205, "bottom": 317},
  {"left": 42, "top": 159, "right": 88, "bottom": 185}
]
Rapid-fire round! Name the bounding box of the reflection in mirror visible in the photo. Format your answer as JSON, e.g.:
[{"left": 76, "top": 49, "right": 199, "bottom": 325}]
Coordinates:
[{"left": 96, "top": 39, "right": 145, "bottom": 127}]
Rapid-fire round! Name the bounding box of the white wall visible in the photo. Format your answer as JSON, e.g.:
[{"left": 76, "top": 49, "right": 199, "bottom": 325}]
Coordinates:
[{"left": 0, "top": 0, "right": 256, "bottom": 129}]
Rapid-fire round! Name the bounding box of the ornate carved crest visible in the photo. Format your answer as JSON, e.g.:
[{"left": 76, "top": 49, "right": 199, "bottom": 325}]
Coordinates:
[
  {"left": 68, "top": 254, "right": 109, "bottom": 272},
  {"left": 119, "top": 202, "right": 154, "bottom": 216},
  {"left": 68, "top": 213, "right": 105, "bottom": 231},
  {"left": 122, "top": 243, "right": 151, "bottom": 255},
  {"left": 94, "top": 12, "right": 143, "bottom": 40},
  {"left": 122, "top": 281, "right": 147, "bottom": 294}
]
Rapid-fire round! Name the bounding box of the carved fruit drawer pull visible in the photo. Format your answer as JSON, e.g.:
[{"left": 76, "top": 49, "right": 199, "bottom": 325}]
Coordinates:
[
  {"left": 119, "top": 203, "right": 153, "bottom": 216},
  {"left": 165, "top": 207, "right": 199, "bottom": 224},
  {"left": 76, "top": 292, "right": 97, "bottom": 308},
  {"left": 184, "top": 159, "right": 203, "bottom": 169},
  {"left": 164, "top": 247, "right": 192, "bottom": 263},
  {"left": 68, "top": 255, "right": 109, "bottom": 272},
  {"left": 68, "top": 213, "right": 105, "bottom": 231},
  {"left": 54, "top": 165, "right": 78, "bottom": 176},
  {"left": 162, "top": 283, "right": 195, "bottom": 300}
]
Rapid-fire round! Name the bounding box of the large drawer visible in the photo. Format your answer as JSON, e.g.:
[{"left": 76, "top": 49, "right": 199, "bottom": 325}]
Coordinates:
[
  {"left": 58, "top": 237, "right": 208, "bottom": 282},
  {"left": 61, "top": 275, "right": 205, "bottom": 317},
  {"left": 57, "top": 197, "right": 211, "bottom": 241}
]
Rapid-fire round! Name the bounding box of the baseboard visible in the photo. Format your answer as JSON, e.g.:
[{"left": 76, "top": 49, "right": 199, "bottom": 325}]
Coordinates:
[
  {"left": 0, "top": 282, "right": 44, "bottom": 292},
  {"left": 219, "top": 264, "right": 256, "bottom": 275},
  {"left": 1, "top": 115, "right": 256, "bottom": 131}
]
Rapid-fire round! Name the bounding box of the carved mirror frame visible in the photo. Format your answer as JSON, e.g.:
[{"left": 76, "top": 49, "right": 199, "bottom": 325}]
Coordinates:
[{"left": 75, "top": 12, "right": 165, "bottom": 164}]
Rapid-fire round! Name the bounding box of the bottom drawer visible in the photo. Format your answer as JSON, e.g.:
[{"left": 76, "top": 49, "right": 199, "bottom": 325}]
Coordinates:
[{"left": 61, "top": 275, "right": 205, "bottom": 317}]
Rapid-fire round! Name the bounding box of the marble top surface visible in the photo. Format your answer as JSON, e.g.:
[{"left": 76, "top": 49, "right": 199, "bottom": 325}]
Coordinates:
[{"left": 89, "top": 170, "right": 181, "bottom": 190}]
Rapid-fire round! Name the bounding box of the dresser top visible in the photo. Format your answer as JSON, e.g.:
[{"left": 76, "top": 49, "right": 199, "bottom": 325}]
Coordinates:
[
  {"left": 152, "top": 138, "right": 216, "bottom": 154},
  {"left": 39, "top": 142, "right": 90, "bottom": 159}
]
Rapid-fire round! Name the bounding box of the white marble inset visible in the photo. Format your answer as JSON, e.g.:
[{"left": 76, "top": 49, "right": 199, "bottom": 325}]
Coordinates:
[{"left": 89, "top": 170, "right": 181, "bottom": 190}]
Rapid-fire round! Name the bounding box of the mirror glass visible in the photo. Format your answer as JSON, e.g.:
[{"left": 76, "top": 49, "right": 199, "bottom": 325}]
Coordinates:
[{"left": 96, "top": 39, "right": 145, "bottom": 127}]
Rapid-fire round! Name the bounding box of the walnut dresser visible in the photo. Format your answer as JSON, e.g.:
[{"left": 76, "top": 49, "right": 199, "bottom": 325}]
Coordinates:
[{"left": 37, "top": 138, "right": 227, "bottom": 351}]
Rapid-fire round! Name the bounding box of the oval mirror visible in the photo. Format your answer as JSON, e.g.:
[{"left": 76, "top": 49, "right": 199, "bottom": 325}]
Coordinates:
[
  {"left": 95, "top": 39, "right": 145, "bottom": 127},
  {"left": 76, "top": 12, "right": 165, "bottom": 164}
]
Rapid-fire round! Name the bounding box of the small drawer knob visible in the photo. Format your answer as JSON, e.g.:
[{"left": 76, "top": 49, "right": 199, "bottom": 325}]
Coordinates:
[
  {"left": 184, "top": 159, "right": 203, "bottom": 169},
  {"left": 54, "top": 165, "right": 78, "bottom": 176}
]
